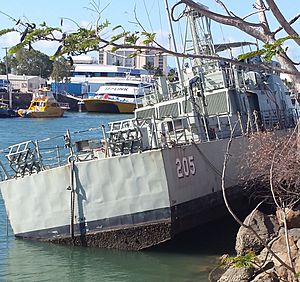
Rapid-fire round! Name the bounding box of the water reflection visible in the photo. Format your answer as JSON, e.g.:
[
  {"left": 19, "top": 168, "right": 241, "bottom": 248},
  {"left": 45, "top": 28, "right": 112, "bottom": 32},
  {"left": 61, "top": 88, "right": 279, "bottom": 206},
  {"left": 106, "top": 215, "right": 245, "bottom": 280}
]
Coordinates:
[
  {"left": 1, "top": 216, "right": 239, "bottom": 282},
  {"left": 1, "top": 240, "right": 204, "bottom": 281}
]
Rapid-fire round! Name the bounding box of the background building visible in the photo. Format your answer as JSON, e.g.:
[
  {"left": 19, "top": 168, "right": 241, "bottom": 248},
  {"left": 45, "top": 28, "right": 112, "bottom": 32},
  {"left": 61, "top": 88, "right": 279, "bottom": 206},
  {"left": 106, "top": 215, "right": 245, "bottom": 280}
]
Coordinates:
[
  {"left": 0, "top": 74, "right": 46, "bottom": 92},
  {"left": 99, "top": 46, "right": 168, "bottom": 75}
]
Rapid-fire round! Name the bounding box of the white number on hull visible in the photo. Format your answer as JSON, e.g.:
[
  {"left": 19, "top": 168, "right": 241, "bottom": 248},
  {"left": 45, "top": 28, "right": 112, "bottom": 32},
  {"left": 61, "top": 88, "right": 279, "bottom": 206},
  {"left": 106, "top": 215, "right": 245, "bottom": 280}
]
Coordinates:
[{"left": 176, "top": 156, "right": 196, "bottom": 178}]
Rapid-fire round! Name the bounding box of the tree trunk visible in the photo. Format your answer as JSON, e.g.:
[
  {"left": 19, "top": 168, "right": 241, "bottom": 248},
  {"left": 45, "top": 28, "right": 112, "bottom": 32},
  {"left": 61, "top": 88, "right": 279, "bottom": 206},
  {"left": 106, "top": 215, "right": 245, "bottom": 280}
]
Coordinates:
[
  {"left": 265, "top": 0, "right": 300, "bottom": 46},
  {"left": 256, "top": 0, "right": 270, "bottom": 29},
  {"left": 276, "top": 54, "right": 300, "bottom": 92},
  {"left": 182, "top": 0, "right": 300, "bottom": 92}
]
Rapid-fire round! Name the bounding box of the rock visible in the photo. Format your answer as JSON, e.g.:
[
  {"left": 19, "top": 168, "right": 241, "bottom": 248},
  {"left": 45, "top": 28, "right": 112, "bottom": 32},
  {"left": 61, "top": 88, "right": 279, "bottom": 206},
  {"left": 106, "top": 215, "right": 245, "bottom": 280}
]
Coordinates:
[
  {"left": 217, "top": 267, "right": 254, "bottom": 282},
  {"left": 222, "top": 210, "right": 300, "bottom": 282},
  {"left": 276, "top": 208, "right": 300, "bottom": 229},
  {"left": 251, "top": 271, "right": 279, "bottom": 282},
  {"left": 276, "top": 266, "right": 289, "bottom": 281},
  {"left": 286, "top": 209, "right": 300, "bottom": 228},
  {"left": 295, "top": 255, "right": 300, "bottom": 273},
  {"left": 270, "top": 234, "right": 298, "bottom": 267},
  {"left": 287, "top": 228, "right": 300, "bottom": 242},
  {"left": 235, "top": 210, "right": 279, "bottom": 255},
  {"left": 297, "top": 239, "right": 300, "bottom": 250}
]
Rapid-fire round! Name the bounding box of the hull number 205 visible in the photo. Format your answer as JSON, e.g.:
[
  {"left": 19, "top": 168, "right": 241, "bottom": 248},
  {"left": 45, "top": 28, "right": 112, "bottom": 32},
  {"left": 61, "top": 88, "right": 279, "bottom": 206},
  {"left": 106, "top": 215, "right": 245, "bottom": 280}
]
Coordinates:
[{"left": 176, "top": 156, "right": 196, "bottom": 178}]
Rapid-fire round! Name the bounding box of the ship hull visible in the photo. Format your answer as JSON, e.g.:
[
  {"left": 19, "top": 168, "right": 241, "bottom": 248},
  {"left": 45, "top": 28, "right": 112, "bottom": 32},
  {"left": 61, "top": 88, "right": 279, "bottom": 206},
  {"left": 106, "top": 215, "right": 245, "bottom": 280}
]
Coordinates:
[
  {"left": 56, "top": 93, "right": 85, "bottom": 112},
  {"left": 0, "top": 108, "right": 17, "bottom": 118},
  {"left": 84, "top": 99, "right": 141, "bottom": 113},
  {"left": 17, "top": 108, "right": 65, "bottom": 118},
  {"left": 0, "top": 137, "right": 249, "bottom": 250}
]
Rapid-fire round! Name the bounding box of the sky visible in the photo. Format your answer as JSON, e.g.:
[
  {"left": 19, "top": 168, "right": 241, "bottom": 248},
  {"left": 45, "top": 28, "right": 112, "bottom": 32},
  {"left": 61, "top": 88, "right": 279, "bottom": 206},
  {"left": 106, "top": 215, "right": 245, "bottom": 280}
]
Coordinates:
[{"left": 0, "top": 0, "right": 299, "bottom": 65}]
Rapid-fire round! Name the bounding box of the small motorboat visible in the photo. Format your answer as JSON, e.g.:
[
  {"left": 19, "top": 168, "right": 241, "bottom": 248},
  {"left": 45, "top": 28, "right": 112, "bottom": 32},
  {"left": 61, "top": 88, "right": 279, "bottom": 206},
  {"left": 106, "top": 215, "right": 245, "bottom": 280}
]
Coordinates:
[
  {"left": 17, "top": 88, "right": 69, "bottom": 118},
  {"left": 0, "top": 101, "right": 17, "bottom": 118}
]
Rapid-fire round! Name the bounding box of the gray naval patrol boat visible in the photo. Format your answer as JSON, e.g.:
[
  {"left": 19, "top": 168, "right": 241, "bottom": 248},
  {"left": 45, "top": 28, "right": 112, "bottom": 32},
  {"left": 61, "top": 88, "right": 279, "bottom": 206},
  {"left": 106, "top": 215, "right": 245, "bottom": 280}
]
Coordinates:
[{"left": 0, "top": 4, "right": 298, "bottom": 250}]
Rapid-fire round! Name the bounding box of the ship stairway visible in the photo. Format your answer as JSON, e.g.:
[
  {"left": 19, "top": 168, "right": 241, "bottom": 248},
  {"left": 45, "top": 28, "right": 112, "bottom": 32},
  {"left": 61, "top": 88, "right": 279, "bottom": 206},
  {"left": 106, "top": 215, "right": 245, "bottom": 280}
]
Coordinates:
[
  {"left": 108, "top": 119, "right": 143, "bottom": 155},
  {"left": 5, "top": 141, "right": 43, "bottom": 177}
]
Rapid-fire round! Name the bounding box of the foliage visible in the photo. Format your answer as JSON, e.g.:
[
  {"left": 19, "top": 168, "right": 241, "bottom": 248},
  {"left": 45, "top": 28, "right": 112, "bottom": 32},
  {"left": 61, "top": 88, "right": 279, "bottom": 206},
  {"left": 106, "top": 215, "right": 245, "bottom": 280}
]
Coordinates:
[
  {"left": 154, "top": 67, "right": 163, "bottom": 77},
  {"left": 8, "top": 24, "right": 62, "bottom": 56},
  {"left": 0, "top": 28, "right": 14, "bottom": 36},
  {"left": 3, "top": 55, "right": 17, "bottom": 74},
  {"left": 167, "top": 68, "right": 179, "bottom": 82},
  {"left": 50, "top": 26, "right": 105, "bottom": 60},
  {"left": 11, "top": 48, "right": 53, "bottom": 78},
  {"left": 51, "top": 57, "right": 73, "bottom": 82},
  {"left": 0, "top": 17, "right": 157, "bottom": 61},
  {"left": 221, "top": 251, "right": 257, "bottom": 268},
  {"left": 0, "top": 61, "right": 6, "bottom": 75},
  {"left": 143, "top": 62, "right": 155, "bottom": 74},
  {"left": 242, "top": 130, "right": 300, "bottom": 208},
  {"left": 238, "top": 36, "right": 300, "bottom": 62},
  {"left": 0, "top": 0, "right": 298, "bottom": 84}
]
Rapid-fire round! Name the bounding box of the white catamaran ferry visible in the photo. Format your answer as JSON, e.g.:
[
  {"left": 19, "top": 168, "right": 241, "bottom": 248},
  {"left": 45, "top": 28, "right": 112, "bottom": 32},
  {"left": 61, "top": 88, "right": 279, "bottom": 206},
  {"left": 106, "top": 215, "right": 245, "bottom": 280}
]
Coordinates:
[
  {"left": 70, "top": 64, "right": 150, "bottom": 93},
  {"left": 0, "top": 3, "right": 298, "bottom": 250},
  {"left": 83, "top": 79, "right": 153, "bottom": 113}
]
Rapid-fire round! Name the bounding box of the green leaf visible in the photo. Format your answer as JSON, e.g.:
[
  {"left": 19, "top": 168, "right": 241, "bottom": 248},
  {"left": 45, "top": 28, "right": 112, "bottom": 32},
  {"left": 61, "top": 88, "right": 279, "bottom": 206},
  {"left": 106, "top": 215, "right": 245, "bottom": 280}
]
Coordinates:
[
  {"left": 238, "top": 35, "right": 300, "bottom": 62},
  {"left": 127, "top": 52, "right": 137, "bottom": 59},
  {"left": 8, "top": 42, "right": 27, "bottom": 55},
  {"left": 142, "top": 39, "right": 153, "bottom": 45},
  {"left": 98, "top": 19, "right": 110, "bottom": 31},
  {"left": 0, "top": 28, "right": 15, "bottom": 36},
  {"left": 111, "top": 46, "right": 119, "bottom": 52},
  {"left": 237, "top": 49, "right": 265, "bottom": 61},
  {"left": 222, "top": 251, "right": 257, "bottom": 268},
  {"left": 110, "top": 32, "right": 129, "bottom": 43},
  {"left": 124, "top": 33, "right": 139, "bottom": 44},
  {"left": 141, "top": 31, "right": 156, "bottom": 43},
  {"left": 112, "top": 25, "right": 123, "bottom": 31}
]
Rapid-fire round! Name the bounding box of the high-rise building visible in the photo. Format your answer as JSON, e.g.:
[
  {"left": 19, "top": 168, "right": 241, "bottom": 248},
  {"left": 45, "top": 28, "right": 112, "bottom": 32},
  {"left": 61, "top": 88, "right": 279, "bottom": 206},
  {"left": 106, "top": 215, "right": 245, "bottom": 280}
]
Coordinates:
[{"left": 99, "top": 45, "right": 167, "bottom": 75}]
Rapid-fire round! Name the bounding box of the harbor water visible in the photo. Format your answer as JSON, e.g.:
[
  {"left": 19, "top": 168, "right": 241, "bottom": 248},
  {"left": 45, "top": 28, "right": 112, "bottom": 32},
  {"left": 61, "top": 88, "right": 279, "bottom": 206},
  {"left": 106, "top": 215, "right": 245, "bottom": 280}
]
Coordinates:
[{"left": 0, "top": 112, "right": 239, "bottom": 281}]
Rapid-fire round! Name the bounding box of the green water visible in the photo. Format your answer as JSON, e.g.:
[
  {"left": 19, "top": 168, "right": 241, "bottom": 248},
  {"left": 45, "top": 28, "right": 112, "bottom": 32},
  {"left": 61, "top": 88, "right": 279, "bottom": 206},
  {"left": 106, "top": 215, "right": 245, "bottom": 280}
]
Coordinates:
[{"left": 0, "top": 112, "right": 238, "bottom": 281}]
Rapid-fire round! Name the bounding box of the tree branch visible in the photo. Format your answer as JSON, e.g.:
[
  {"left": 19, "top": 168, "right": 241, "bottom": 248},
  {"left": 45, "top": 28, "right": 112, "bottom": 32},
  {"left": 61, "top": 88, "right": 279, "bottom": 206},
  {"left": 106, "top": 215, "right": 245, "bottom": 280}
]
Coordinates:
[
  {"left": 273, "top": 13, "right": 300, "bottom": 35},
  {"left": 221, "top": 122, "right": 296, "bottom": 274},
  {"left": 101, "top": 39, "right": 300, "bottom": 77},
  {"left": 180, "top": 0, "right": 272, "bottom": 41},
  {"left": 242, "top": 9, "right": 269, "bottom": 21},
  {"left": 266, "top": 0, "right": 300, "bottom": 46},
  {"left": 214, "top": 0, "right": 237, "bottom": 17}
]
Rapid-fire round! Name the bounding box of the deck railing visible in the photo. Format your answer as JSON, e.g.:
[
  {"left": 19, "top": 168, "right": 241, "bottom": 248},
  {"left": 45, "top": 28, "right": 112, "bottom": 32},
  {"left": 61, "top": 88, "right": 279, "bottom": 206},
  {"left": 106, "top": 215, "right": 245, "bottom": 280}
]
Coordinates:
[{"left": 0, "top": 108, "right": 298, "bottom": 181}]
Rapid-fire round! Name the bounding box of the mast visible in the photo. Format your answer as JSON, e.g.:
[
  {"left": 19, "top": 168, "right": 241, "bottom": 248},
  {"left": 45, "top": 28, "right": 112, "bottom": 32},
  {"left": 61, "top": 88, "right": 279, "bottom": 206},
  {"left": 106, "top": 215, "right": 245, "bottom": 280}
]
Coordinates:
[
  {"left": 185, "top": 4, "right": 216, "bottom": 70},
  {"left": 3, "top": 47, "right": 12, "bottom": 108},
  {"left": 164, "top": 0, "right": 184, "bottom": 89}
]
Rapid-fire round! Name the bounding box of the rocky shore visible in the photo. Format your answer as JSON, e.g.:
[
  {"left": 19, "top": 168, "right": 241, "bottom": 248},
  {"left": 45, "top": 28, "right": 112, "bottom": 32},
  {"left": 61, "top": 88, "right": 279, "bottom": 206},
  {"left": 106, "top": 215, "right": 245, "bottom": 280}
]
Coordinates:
[{"left": 215, "top": 209, "right": 300, "bottom": 282}]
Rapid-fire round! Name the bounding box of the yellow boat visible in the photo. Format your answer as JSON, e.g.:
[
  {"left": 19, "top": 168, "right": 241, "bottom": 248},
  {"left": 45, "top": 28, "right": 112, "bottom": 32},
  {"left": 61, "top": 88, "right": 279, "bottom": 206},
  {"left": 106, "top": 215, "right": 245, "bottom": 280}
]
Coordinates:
[{"left": 17, "top": 88, "right": 69, "bottom": 118}]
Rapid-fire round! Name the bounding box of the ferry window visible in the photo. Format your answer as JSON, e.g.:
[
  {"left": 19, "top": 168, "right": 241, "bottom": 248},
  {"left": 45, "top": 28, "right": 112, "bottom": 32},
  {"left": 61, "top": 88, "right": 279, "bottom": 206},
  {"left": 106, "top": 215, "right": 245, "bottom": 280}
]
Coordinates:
[{"left": 105, "top": 82, "right": 138, "bottom": 87}]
